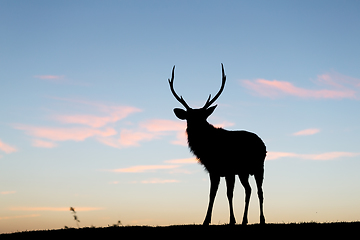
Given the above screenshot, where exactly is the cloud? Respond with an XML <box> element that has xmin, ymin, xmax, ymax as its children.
<box><xmin>108</xmin><ymin>181</ymin><xmax>119</xmax><ymax>184</ymax></box>
<box><xmin>14</xmin><ymin>98</ymin><xmax>148</xmax><ymax>149</ymax></box>
<box><xmin>317</xmin><ymin>71</ymin><xmax>360</xmax><ymax>88</ymax></box>
<box><xmin>1</xmin><ymin>191</ymin><xmax>16</xmax><ymax>195</ymax></box>
<box><xmin>119</xmin><ymin>129</ymin><xmax>161</xmax><ymax>147</ymax></box>
<box><xmin>293</xmin><ymin>128</ymin><xmax>320</xmax><ymax>136</ymax></box>
<box><xmin>110</xmin><ymin>165</ymin><xmax>180</xmax><ymax>173</ymax></box>
<box><xmin>242</xmin><ymin>71</ymin><xmax>360</xmax><ymax>99</ymax></box>
<box><xmin>34</xmin><ymin>75</ymin><xmax>63</xmax><ymax>80</ymax></box>
<box><xmin>0</xmin><ymin>214</ymin><xmax>40</xmax><ymax>221</ymax></box>
<box><xmin>98</xmin><ymin>119</ymin><xmax>187</xmax><ymax>148</ymax></box>
<box><xmin>110</xmin><ymin>158</ymin><xmax>199</xmax><ymax>175</ymax></box>
<box><xmin>213</xmin><ymin>121</ymin><xmax>235</xmax><ymax>128</ymax></box>
<box><xmin>32</xmin><ymin>139</ymin><xmax>57</xmax><ymax>148</ymax></box>
<box><xmin>140</xmin><ymin>119</ymin><xmax>187</xmax><ymax>145</ymax></box>
<box><xmin>164</xmin><ymin>158</ymin><xmax>198</xmax><ymax>164</ymax></box>
<box><xmin>98</xmin><ymin>130</ymin><xmax>161</xmax><ymax>148</ymax></box>
<box><xmin>51</xmin><ymin>98</ymin><xmax>142</xmax><ymax>116</ymax></box>
<box><xmin>10</xmin><ymin>207</ymin><xmax>103</xmax><ymax>212</ymax></box>
<box><xmin>15</xmin><ymin>125</ymin><xmax>117</xmax><ymax>142</ymax></box>
<box><xmin>267</xmin><ymin>151</ymin><xmax>360</xmax><ymax>161</ymax></box>
<box><xmin>170</xmin><ymin>131</ymin><xmax>188</xmax><ymax>146</ymax></box>
<box><xmin>140</xmin><ymin>119</ymin><xmax>185</xmax><ymax>132</ymax></box>
<box><xmin>302</xmin><ymin>152</ymin><xmax>360</xmax><ymax>160</ymax></box>
<box><xmin>140</xmin><ymin>119</ymin><xmax>187</xmax><ymax>146</ymax></box>
<box><xmin>53</xmin><ymin>106</ymin><xmax>141</xmax><ymax>128</ymax></box>
<box><xmin>140</xmin><ymin>178</ymin><xmax>180</xmax><ymax>184</ymax></box>
<box><xmin>0</xmin><ymin>139</ymin><xmax>17</xmax><ymax>154</ymax></box>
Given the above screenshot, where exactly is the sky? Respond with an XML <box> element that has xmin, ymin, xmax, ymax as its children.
<box><xmin>1</xmin><ymin>0</ymin><xmax>360</xmax><ymax>233</ymax></box>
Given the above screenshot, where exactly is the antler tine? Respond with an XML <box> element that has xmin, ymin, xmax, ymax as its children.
<box><xmin>168</xmin><ymin>65</ymin><xmax>191</xmax><ymax>110</ymax></box>
<box><xmin>202</xmin><ymin>63</ymin><xmax>226</xmax><ymax>109</ymax></box>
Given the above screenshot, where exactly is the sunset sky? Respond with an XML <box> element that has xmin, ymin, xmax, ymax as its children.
<box><xmin>1</xmin><ymin>0</ymin><xmax>360</xmax><ymax>233</ymax></box>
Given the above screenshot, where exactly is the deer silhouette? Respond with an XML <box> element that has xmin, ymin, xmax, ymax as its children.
<box><xmin>168</xmin><ymin>64</ymin><xmax>266</xmax><ymax>225</ymax></box>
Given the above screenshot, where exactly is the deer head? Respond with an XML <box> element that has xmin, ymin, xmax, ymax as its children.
<box><xmin>168</xmin><ymin>64</ymin><xmax>226</xmax><ymax>126</ymax></box>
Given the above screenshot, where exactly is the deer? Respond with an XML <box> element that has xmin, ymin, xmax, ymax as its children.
<box><xmin>168</xmin><ymin>64</ymin><xmax>266</xmax><ymax>226</ymax></box>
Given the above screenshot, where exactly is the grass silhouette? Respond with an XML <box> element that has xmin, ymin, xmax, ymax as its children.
<box><xmin>1</xmin><ymin>221</ymin><xmax>359</xmax><ymax>239</ymax></box>
<box><xmin>69</xmin><ymin>207</ymin><xmax>80</xmax><ymax>228</ymax></box>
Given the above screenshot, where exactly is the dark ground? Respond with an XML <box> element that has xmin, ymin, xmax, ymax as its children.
<box><xmin>1</xmin><ymin>222</ymin><xmax>359</xmax><ymax>239</ymax></box>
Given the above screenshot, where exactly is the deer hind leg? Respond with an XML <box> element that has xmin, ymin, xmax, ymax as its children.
<box><xmin>239</xmin><ymin>174</ymin><xmax>251</xmax><ymax>225</ymax></box>
<box><xmin>203</xmin><ymin>173</ymin><xmax>220</xmax><ymax>226</ymax></box>
<box><xmin>255</xmin><ymin>170</ymin><xmax>265</xmax><ymax>225</ymax></box>
<box><xmin>225</xmin><ymin>175</ymin><xmax>236</xmax><ymax>225</ymax></box>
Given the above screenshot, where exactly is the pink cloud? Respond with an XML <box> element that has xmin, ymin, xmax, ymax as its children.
<box><xmin>243</xmin><ymin>79</ymin><xmax>356</xmax><ymax>99</ymax></box>
<box><xmin>1</xmin><ymin>191</ymin><xmax>16</xmax><ymax>195</ymax></box>
<box><xmin>267</xmin><ymin>151</ymin><xmax>360</xmax><ymax>161</ymax></box>
<box><xmin>242</xmin><ymin>71</ymin><xmax>360</xmax><ymax>99</ymax></box>
<box><xmin>14</xmin><ymin>98</ymin><xmax>145</xmax><ymax>148</ymax></box>
<box><xmin>32</xmin><ymin>139</ymin><xmax>57</xmax><ymax>148</ymax></box>
<box><xmin>164</xmin><ymin>158</ymin><xmax>198</xmax><ymax>164</ymax></box>
<box><xmin>51</xmin><ymin>98</ymin><xmax>142</xmax><ymax>115</ymax></box>
<box><xmin>293</xmin><ymin>128</ymin><xmax>320</xmax><ymax>136</ymax></box>
<box><xmin>171</xmin><ymin>131</ymin><xmax>187</xmax><ymax>146</ymax></box>
<box><xmin>34</xmin><ymin>75</ymin><xmax>63</xmax><ymax>80</ymax></box>
<box><xmin>10</xmin><ymin>207</ymin><xmax>103</xmax><ymax>211</ymax></box>
<box><xmin>111</xmin><ymin>165</ymin><xmax>180</xmax><ymax>173</ymax></box>
<box><xmin>0</xmin><ymin>214</ymin><xmax>40</xmax><ymax>220</ymax></box>
<box><xmin>15</xmin><ymin>125</ymin><xmax>117</xmax><ymax>142</ymax></box>
<box><xmin>140</xmin><ymin>178</ymin><xmax>180</xmax><ymax>184</ymax></box>
<box><xmin>140</xmin><ymin>119</ymin><xmax>185</xmax><ymax>132</ymax></box>
<box><xmin>302</xmin><ymin>152</ymin><xmax>360</xmax><ymax>160</ymax></box>
<box><xmin>213</xmin><ymin>121</ymin><xmax>235</xmax><ymax>128</ymax></box>
<box><xmin>34</xmin><ymin>75</ymin><xmax>70</xmax><ymax>84</ymax></box>
<box><xmin>100</xmin><ymin>120</ymin><xmax>185</xmax><ymax>148</ymax></box>
<box><xmin>140</xmin><ymin>119</ymin><xmax>187</xmax><ymax>146</ymax></box>
<box><xmin>54</xmin><ymin>106</ymin><xmax>141</xmax><ymax>128</ymax></box>
<box><xmin>119</xmin><ymin>129</ymin><xmax>161</xmax><ymax>147</ymax></box>
<box><xmin>317</xmin><ymin>71</ymin><xmax>360</xmax><ymax>88</ymax></box>
<box><xmin>266</xmin><ymin>152</ymin><xmax>298</xmax><ymax>160</ymax></box>
<box><xmin>97</xmin><ymin>128</ymin><xmax>178</xmax><ymax>148</ymax></box>
<box><xmin>108</xmin><ymin>181</ymin><xmax>119</xmax><ymax>184</ymax></box>
<box><xmin>0</xmin><ymin>139</ymin><xmax>17</xmax><ymax>154</ymax></box>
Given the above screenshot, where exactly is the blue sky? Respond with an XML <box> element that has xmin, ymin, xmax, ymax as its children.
<box><xmin>1</xmin><ymin>0</ymin><xmax>360</xmax><ymax>233</ymax></box>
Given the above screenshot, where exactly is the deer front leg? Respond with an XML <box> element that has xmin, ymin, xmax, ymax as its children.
<box><xmin>225</xmin><ymin>175</ymin><xmax>236</xmax><ymax>225</ymax></box>
<box><xmin>203</xmin><ymin>173</ymin><xmax>220</xmax><ymax>226</ymax></box>
<box><xmin>239</xmin><ymin>174</ymin><xmax>251</xmax><ymax>225</ymax></box>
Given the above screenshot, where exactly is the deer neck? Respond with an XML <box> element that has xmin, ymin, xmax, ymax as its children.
<box><xmin>186</xmin><ymin>121</ymin><xmax>215</xmax><ymax>138</ymax></box>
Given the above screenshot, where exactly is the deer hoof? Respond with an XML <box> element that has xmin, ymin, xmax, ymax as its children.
<box><xmin>260</xmin><ymin>216</ymin><xmax>266</xmax><ymax>225</ymax></box>
<box><xmin>229</xmin><ymin>218</ymin><xmax>236</xmax><ymax>225</ymax></box>
<box><xmin>203</xmin><ymin>218</ymin><xmax>211</xmax><ymax>226</ymax></box>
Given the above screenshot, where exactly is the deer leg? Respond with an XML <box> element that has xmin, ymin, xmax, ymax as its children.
<box><xmin>203</xmin><ymin>173</ymin><xmax>220</xmax><ymax>226</ymax></box>
<box><xmin>225</xmin><ymin>175</ymin><xmax>236</xmax><ymax>225</ymax></box>
<box><xmin>255</xmin><ymin>171</ymin><xmax>265</xmax><ymax>225</ymax></box>
<box><xmin>239</xmin><ymin>174</ymin><xmax>251</xmax><ymax>225</ymax></box>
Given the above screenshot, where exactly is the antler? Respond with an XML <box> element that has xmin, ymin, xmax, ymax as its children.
<box><xmin>202</xmin><ymin>63</ymin><xmax>226</xmax><ymax>109</ymax></box>
<box><xmin>168</xmin><ymin>66</ymin><xmax>191</xmax><ymax>110</ymax></box>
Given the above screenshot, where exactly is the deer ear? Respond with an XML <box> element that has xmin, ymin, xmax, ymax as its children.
<box><xmin>174</xmin><ymin>108</ymin><xmax>187</xmax><ymax>120</ymax></box>
<box><xmin>206</xmin><ymin>105</ymin><xmax>217</xmax><ymax>117</ymax></box>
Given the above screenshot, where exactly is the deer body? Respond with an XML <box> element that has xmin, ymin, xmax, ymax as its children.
<box><xmin>169</xmin><ymin>64</ymin><xmax>266</xmax><ymax>225</ymax></box>
<box><xmin>187</xmin><ymin>125</ymin><xmax>266</xmax><ymax>176</ymax></box>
